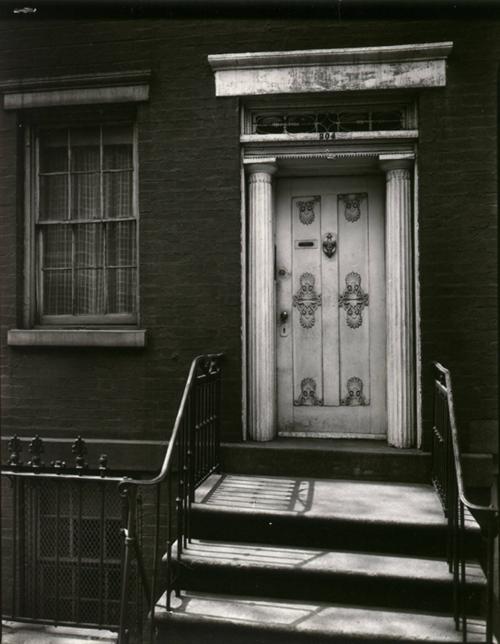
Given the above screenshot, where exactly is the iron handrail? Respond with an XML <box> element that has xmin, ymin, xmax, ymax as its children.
<box><xmin>117</xmin><ymin>353</ymin><xmax>224</xmax><ymax>644</ymax></box>
<box><xmin>433</xmin><ymin>361</ymin><xmax>497</xmax><ymax>515</ymax></box>
<box><xmin>431</xmin><ymin>361</ymin><xmax>498</xmax><ymax>644</ymax></box>
<box><xmin>118</xmin><ymin>353</ymin><xmax>222</xmax><ymax>490</ymax></box>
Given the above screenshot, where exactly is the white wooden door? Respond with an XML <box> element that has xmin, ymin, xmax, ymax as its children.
<box><xmin>276</xmin><ymin>176</ymin><xmax>386</xmax><ymax>437</ymax></box>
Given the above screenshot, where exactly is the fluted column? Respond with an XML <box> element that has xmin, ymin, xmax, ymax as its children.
<box><xmin>246</xmin><ymin>162</ymin><xmax>277</xmax><ymax>441</ymax></box>
<box><xmin>380</xmin><ymin>156</ymin><xmax>415</xmax><ymax>448</ymax></box>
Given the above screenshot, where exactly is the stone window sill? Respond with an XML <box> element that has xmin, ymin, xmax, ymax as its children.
<box><xmin>7</xmin><ymin>329</ymin><xmax>147</xmax><ymax>348</ymax></box>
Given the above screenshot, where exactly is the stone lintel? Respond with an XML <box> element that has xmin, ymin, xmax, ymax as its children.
<box><xmin>2</xmin><ymin>70</ymin><xmax>151</xmax><ymax>110</ymax></box>
<box><xmin>208</xmin><ymin>42</ymin><xmax>453</xmax><ymax>97</ymax></box>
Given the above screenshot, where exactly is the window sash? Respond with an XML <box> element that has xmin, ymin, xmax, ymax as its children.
<box><xmin>32</xmin><ymin>123</ymin><xmax>139</xmax><ymax>324</ymax></box>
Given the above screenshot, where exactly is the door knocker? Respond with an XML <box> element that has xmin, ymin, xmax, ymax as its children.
<box><xmin>322</xmin><ymin>232</ymin><xmax>337</xmax><ymax>258</ymax></box>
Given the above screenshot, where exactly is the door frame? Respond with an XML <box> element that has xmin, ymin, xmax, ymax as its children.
<box><xmin>240</xmin><ymin>139</ymin><xmax>422</xmax><ymax>448</ymax></box>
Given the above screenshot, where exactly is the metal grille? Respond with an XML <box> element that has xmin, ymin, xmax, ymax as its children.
<box><xmin>4</xmin><ymin>473</ymin><xmax>140</xmax><ymax>630</ymax></box>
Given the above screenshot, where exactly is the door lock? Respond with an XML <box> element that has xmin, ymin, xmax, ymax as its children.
<box><xmin>280</xmin><ymin>311</ymin><xmax>289</xmax><ymax>323</ymax></box>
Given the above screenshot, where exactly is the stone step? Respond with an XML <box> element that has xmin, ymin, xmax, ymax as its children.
<box><xmin>221</xmin><ymin>440</ymin><xmax>494</xmax><ymax>486</ymax></box>
<box><xmin>1</xmin><ymin>622</ymin><xmax>117</xmax><ymax>644</ymax></box>
<box><xmin>171</xmin><ymin>539</ymin><xmax>486</xmax><ymax>614</ymax></box>
<box><xmin>222</xmin><ymin>439</ymin><xmax>431</xmax><ymax>483</ymax></box>
<box><xmin>154</xmin><ymin>591</ymin><xmax>489</xmax><ymax>643</ymax></box>
<box><xmin>193</xmin><ymin>474</ymin><xmax>480</xmax><ymax>557</ymax></box>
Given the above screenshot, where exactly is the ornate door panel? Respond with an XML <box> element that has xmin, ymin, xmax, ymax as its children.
<box><xmin>276</xmin><ymin>176</ymin><xmax>386</xmax><ymax>437</ymax></box>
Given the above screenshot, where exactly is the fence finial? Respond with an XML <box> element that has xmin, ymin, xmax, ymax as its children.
<box><xmin>72</xmin><ymin>436</ymin><xmax>88</xmax><ymax>470</ymax></box>
<box><xmin>99</xmin><ymin>453</ymin><xmax>108</xmax><ymax>477</ymax></box>
<box><xmin>28</xmin><ymin>435</ymin><xmax>44</xmax><ymax>469</ymax></box>
<box><xmin>7</xmin><ymin>435</ymin><xmax>23</xmax><ymax>466</ymax></box>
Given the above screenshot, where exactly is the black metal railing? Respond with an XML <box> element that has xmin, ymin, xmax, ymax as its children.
<box><xmin>431</xmin><ymin>362</ymin><xmax>499</xmax><ymax>643</ymax></box>
<box><xmin>117</xmin><ymin>353</ymin><xmax>224</xmax><ymax>644</ymax></box>
<box><xmin>1</xmin><ymin>436</ymin><xmax>141</xmax><ymax>632</ymax></box>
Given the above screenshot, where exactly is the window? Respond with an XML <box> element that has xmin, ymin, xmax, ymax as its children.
<box><xmin>242</xmin><ymin>101</ymin><xmax>416</xmax><ymax>137</ymax></box>
<box><xmin>32</xmin><ymin>123</ymin><xmax>138</xmax><ymax>325</ymax></box>
<box><xmin>252</xmin><ymin>108</ymin><xmax>405</xmax><ymax>134</ymax></box>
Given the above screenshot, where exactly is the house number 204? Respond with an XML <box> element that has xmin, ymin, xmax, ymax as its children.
<box><xmin>319</xmin><ymin>132</ymin><xmax>336</xmax><ymax>140</ymax></box>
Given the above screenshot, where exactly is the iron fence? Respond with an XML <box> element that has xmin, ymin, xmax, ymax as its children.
<box><xmin>2</xmin><ymin>437</ymin><xmax>142</xmax><ymax>634</ymax></box>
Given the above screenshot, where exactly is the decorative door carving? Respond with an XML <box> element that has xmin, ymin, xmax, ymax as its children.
<box><xmin>276</xmin><ymin>177</ymin><xmax>386</xmax><ymax>437</ymax></box>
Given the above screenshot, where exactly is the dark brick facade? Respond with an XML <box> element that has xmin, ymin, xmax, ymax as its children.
<box><xmin>0</xmin><ymin>18</ymin><xmax>497</xmax><ymax>463</ymax></box>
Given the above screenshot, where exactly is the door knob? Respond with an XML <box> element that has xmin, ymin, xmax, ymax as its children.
<box><xmin>280</xmin><ymin>311</ymin><xmax>289</xmax><ymax>323</ymax></box>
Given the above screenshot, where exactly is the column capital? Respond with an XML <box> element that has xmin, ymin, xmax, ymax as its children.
<box><xmin>244</xmin><ymin>158</ymin><xmax>278</xmax><ymax>178</ymax></box>
<box><xmin>379</xmin><ymin>153</ymin><xmax>414</xmax><ymax>174</ymax></box>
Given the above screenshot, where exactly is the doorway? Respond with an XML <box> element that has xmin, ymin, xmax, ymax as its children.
<box><xmin>276</xmin><ymin>176</ymin><xmax>386</xmax><ymax>438</ymax></box>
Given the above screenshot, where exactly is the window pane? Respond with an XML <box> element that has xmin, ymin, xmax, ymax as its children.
<box><xmin>70</xmin><ymin>128</ymin><xmax>100</xmax><ymax>172</ymax></box>
<box><xmin>317</xmin><ymin>112</ymin><xmax>339</xmax><ymax>132</ymax></box>
<box><xmin>71</xmin><ymin>173</ymin><xmax>100</xmax><ymax>220</ymax></box>
<box><xmin>107</xmin><ymin>221</ymin><xmax>135</xmax><ymax>266</ymax></box>
<box><xmin>43</xmin><ymin>270</ymin><xmax>72</xmax><ymax>315</ymax></box>
<box><xmin>43</xmin><ymin>225</ymin><xmax>72</xmax><ymax>268</ymax></box>
<box><xmin>75</xmin><ymin>224</ymin><xmax>103</xmax><ymax>268</ymax></box>
<box><xmin>286</xmin><ymin>113</ymin><xmax>316</xmax><ymax>133</ymax></box>
<box><xmin>40</xmin><ymin>175</ymin><xmax>68</xmax><ymax>221</ymax></box>
<box><xmin>103</xmin><ymin>171</ymin><xmax>133</xmax><ymax>219</ymax></box>
<box><xmin>75</xmin><ymin>268</ymin><xmax>105</xmax><ymax>314</ymax></box>
<box><xmin>372</xmin><ymin>110</ymin><xmax>403</xmax><ymax>130</ymax></box>
<box><xmin>107</xmin><ymin>268</ymin><xmax>135</xmax><ymax>314</ymax></box>
<box><xmin>103</xmin><ymin>126</ymin><xmax>133</xmax><ymax>170</ymax></box>
<box><xmin>254</xmin><ymin>114</ymin><xmax>285</xmax><ymax>134</ymax></box>
<box><xmin>338</xmin><ymin>112</ymin><xmax>370</xmax><ymax>131</ymax></box>
<box><xmin>39</xmin><ymin>129</ymin><xmax>68</xmax><ymax>173</ymax></box>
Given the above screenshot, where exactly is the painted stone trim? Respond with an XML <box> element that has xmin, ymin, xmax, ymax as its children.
<box><xmin>2</xmin><ymin>70</ymin><xmax>151</xmax><ymax>110</ymax></box>
<box><xmin>7</xmin><ymin>329</ymin><xmax>147</xmax><ymax>348</ymax></box>
<box><xmin>208</xmin><ymin>43</ymin><xmax>453</xmax><ymax>96</ymax></box>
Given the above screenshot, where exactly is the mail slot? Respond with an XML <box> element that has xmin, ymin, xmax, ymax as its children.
<box><xmin>295</xmin><ymin>239</ymin><xmax>318</xmax><ymax>249</ymax></box>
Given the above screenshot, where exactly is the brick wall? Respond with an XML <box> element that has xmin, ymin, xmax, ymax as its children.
<box><xmin>0</xmin><ymin>18</ymin><xmax>497</xmax><ymax>461</ymax></box>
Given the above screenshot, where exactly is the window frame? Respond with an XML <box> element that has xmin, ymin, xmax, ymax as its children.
<box><xmin>24</xmin><ymin>119</ymin><xmax>140</xmax><ymax>328</ymax></box>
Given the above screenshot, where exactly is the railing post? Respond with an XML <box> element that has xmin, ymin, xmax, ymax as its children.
<box><xmin>118</xmin><ymin>483</ymin><xmax>136</xmax><ymax>644</ymax></box>
<box><xmin>215</xmin><ymin>361</ymin><xmax>222</xmax><ymax>472</ymax></box>
<box><xmin>485</xmin><ymin>515</ymin><xmax>495</xmax><ymax>644</ymax></box>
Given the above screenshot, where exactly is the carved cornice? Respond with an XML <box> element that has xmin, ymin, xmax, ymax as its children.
<box><xmin>209</xmin><ymin>43</ymin><xmax>453</xmax><ymax>71</ymax></box>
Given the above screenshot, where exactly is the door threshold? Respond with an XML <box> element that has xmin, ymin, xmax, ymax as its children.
<box><xmin>278</xmin><ymin>431</ymin><xmax>387</xmax><ymax>440</ymax></box>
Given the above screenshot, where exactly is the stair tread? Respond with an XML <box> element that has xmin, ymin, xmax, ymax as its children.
<box><xmin>173</xmin><ymin>539</ymin><xmax>486</xmax><ymax>585</ymax></box>
<box><xmin>195</xmin><ymin>474</ymin><xmax>479</xmax><ymax>530</ymax></box>
<box><xmin>155</xmin><ymin>590</ymin><xmax>488</xmax><ymax>641</ymax></box>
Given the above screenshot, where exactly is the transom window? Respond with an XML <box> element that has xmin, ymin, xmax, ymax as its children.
<box><xmin>249</xmin><ymin>105</ymin><xmax>410</xmax><ymax>135</ymax></box>
<box><xmin>34</xmin><ymin>124</ymin><xmax>137</xmax><ymax>324</ymax></box>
